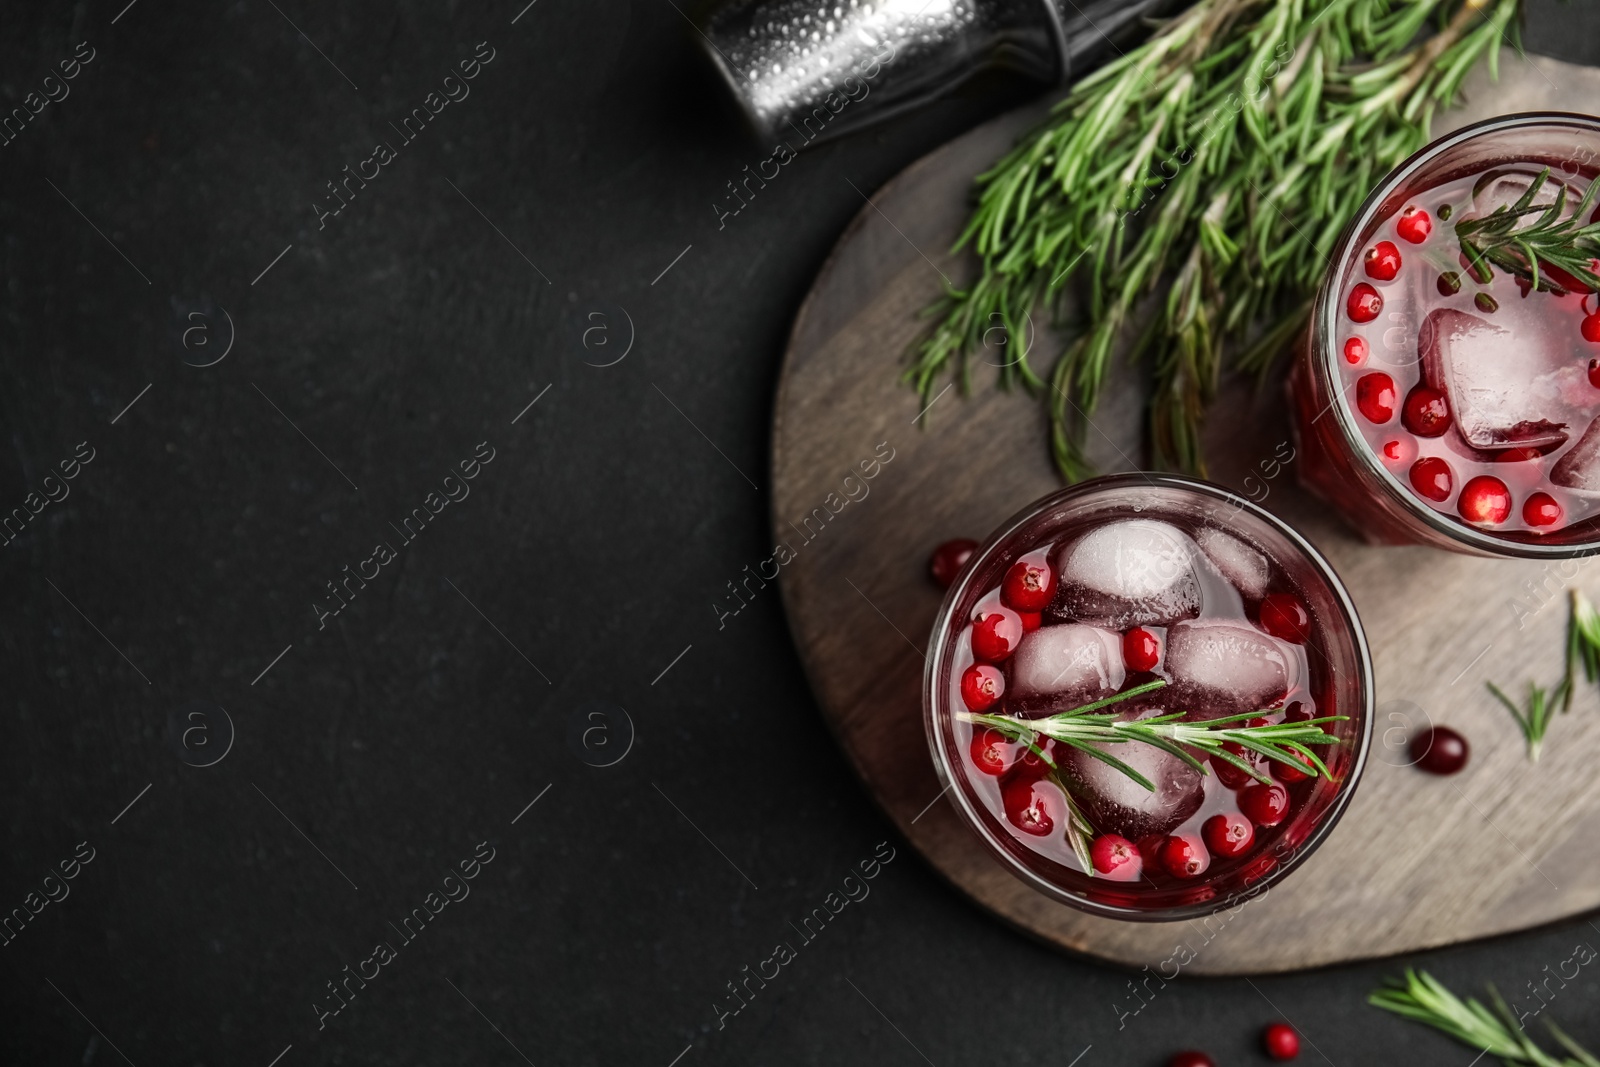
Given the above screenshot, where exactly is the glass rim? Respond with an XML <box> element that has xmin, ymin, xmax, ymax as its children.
<box><xmin>922</xmin><ymin>473</ymin><xmax>1376</xmax><ymax>922</ymax></box>
<box><xmin>1311</xmin><ymin>110</ymin><xmax>1600</xmax><ymax>559</ymax></box>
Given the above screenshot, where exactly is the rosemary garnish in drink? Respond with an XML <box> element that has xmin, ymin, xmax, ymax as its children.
<box><xmin>1454</xmin><ymin>168</ymin><xmax>1600</xmax><ymax>292</ymax></box>
<box><xmin>962</xmin><ymin>679</ymin><xmax>1346</xmax><ymax>792</ymax></box>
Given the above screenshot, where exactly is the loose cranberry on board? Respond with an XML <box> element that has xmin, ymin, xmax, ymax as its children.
<box><xmin>1168</xmin><ymin>1053</ymin><xmax>1216</xmax><ymax>1067</ymax></box>
<box><xmin>1409</xmin><ymin>725</ymin><xmax>1469</xmax><ymax>775</ymax></box>
<box><xmin>928</xmin><ymin>538</ymin><xmax>977</xmax><ymax>588</ymax></box>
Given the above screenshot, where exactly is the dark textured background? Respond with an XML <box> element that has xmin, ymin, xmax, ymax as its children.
<box><xmin>2</xmin><ymin>2</ymin><xmax>1599</xmax><ymax>1065</ymax></box>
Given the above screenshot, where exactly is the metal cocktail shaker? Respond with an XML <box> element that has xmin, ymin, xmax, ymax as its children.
<box><xmin>695</xmin><ymin>0</ymin><xmax>1183</xmax><ymax>145</ymax></box>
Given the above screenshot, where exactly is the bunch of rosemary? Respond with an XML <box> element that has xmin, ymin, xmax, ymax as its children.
<box><xmin>907</xmin><ymin>0</ymin><xmax>1522</xmax><ymax>480</ymax></box>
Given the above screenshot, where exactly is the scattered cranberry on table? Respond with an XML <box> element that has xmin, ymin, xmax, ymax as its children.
<box><xmin>1263</xmin><ymin>1020</ymin><xmax>1301</xmax><ymax>1060</ymax></box>
<box><xmin>1410</xmin><ymin>725</ymin><xmax>1469</xmax><ymax>775</ymax></box>
<box><xmin>928</xmin><ymin>538</ymin><xmax>977</xmax><ymax>588</ymax></box>
<box><xmin>1167</xmin><ymin>1053</ymin><xmax>1215</xmax><ymax>1067</ymax></box>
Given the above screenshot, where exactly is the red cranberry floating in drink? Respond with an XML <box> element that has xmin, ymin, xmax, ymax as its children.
<box><xmin>1409</xmin><ymin>457</ymin><xmax>1453</xmax><ymax>502</ymax></box>
<box><xmin>1239</xmin><ymin>782</ymin><xmax>1290</xmax><ymax>826</ymax></box>
<box><xmin>1002</xmin><ymin>558</ymin><xmax>1057</xmax><ymax>612</ymax></box>
<box><xmin>1293</xmin><ymin>117</ymin><xmax>1600</xmax><ymax>554</ymax></box>
<box><xmin>1401</xmin><ymin>386</ymin><xmax>1451</xmax><ymax>437</ymax></box>
<box><xmin>929</xmin><ymin>538</ymin><xmax>978</xmax><ymax>588</ymax></box>
<box><xmin>929</xmin><ymin>476</ymin><xmax>1370</xmax><ymax>919</ymax></box>
<box><xmin>1159</xmin><ymin>834</ymin><xmax>1210</xmax><ymax>879</ymax></box>
<box><xmin>1202</xmin><ymin>812</ymin><xmax>1254</xmax><ymax>857</ymax></box>
<box><xmin>1002</xmin><ymin>778</ymin><xmax>1057</xmax><ymax>836</ymax></box>
<box><xmin>1347</xmin><ymin>282</ymin><xmax>1383</xmax><ymax>323</ymax></box>
<box><xmin>1259</xmin><ymin>593</ymin><xmax>1312</xmax><ymax>644</ymax></box>
<box><xmin>1524</xmin><ymin>492</ymin><xmax>1563</xmax><ymax>528</ymax></box>
<box><xmin>1090</xmin><ymin>834</ymin><xmax>1142</xmax><ymax>880</ymax></box>
<box><xmin>971</xmin><ymin>606</ymin><xmax>1024</xmax><ymax>662</ymax></box>
<box><xmin>1272</xmin><ymin>753</ymin><xmax>1314</xmax><ymax>783</ymax></box>
<box><xmin>1396</xmin><ymin>206</ymin><xmax>1431</xmax><ymax>243</ymax></box>
<box><xmin>960</xmin><ymin>664</ymin><xmax>1004</xmax><ymax>711</ymax></box>
<box><xmin>969</xmin><ymin>728</ymin><xmax>1009</xmax><ymax>776</ymax></box>
<box><xmin>1410</xmin><ymin>725</ymin><xmax>1469</xmax><ymax>775</ymax></box>
<box><xmin>1263</xmin><ymin>1022</ymin><xmax>1301</xmax><ymax>1061</ymax></box>
<box><xmin>1364</xmin><ymin>240</ymin><xmax>1402</xmax><ymax>281</ymax></box>
<box><xmin>1457</xmin><ymin>475</ymin><xmax>1511</xmax><ymax>526</ymax></box>
<box><xmin>1019</xmin><ymin>610</ymin><xmax>1042</xmax><ymax>632</ymax></box>
<box><xmin>1355</xmin><ymin>372</ymin><xmax>1397</xmax><ymax>423</ymax></box>
<box><xmin>1123</xmin><ymin>626</ymin><xmax>1161</xmax><ymax>672</ymax></box>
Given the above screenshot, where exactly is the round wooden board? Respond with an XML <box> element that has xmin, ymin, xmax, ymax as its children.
<box><xmin>771</xmin><ymin>55</ymin><xmax>1600</xmax><ymax>975</ymax></box>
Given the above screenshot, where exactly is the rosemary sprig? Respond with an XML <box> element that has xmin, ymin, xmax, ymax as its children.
<box><xmin>1489</xmin><ymin>588</ymin><xmax>1600</xmax><ymax>755</ymax></box>
<box><xmin>963</xmin><ymin>679</ymin><xmax>1346</xmax><ymax>790</ymax></box>
<box><xmin>1487</xmin><ymin>679</ymin><xmax>1566</xmax><ymax>762</ymax></box>
<box><xmin>1455</xmin><ymin>168</ymin><xmax>1600</xmax><ymax>292</ymax></box>
<box><xmin>1048</xmin><ymin>770</ymin><xmax>1098</xmax><ymax>872</ymax></box>
<box><xmin>907</xmin><ymin>0</ymin><xmax>1521</xmax><ymax>481</ymax></box>
<box><xmin>1370</xmin><ymin>969</ymin><xmax>1600</xmax><ymax>1067</ymax></box>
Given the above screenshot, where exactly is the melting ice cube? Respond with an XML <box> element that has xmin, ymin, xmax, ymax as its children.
<box><xmin>1050</xmin><ymin>519</ymin><xmax>1202</xmax><ymax>628</ymax></box>
<box><xmin>1471</xmin><ymin>168</ymin><xmax>1581</xmax><ymax>223</ymax></box>
<box><xmin>1007</xmin><ymin>624</ymin><xmax>1125</xmax><ymax>709</ymax></box>
<box><xmin>1163</xmin><ymin>620</ymin><xmax>1295</xmax><ymax>718</ymax></box>
<box><xmin>1419</xmin><ymin>308</ymin><xmax>1569</xmax><ymax>450</ymax></box>
<box><xmin>1059</xmin><ymin>713</ymin><xmax>1205</xmax><ymax>841</ymax></box>
<box><xmin>1195</xmin><ymin>528</ymin><xmax>1270</xmax><ymax>600</ymax></box>
<box><xmin>1552</xmin><ymin>417</ymin><xmax>1600</xmax><ymax>494</ymax></box>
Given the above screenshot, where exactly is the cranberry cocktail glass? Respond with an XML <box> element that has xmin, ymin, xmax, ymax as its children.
<box><xmin>924</xmin><ymin>475</ymin><xmax>1373</xmax><ymax>921</ymax></box>
<box><xmin>1293</xmin><ymin>113</ymin><xmax>1600</xmax><ymax>555</ymax></box>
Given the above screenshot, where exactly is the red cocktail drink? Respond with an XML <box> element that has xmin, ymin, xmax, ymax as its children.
<box><xmin>1293</xmin><ymin>113</ymin><xmax>1600</xmax><ymax>555</ymax></box>
<box><xmin>925</xmin><ymin>476</ymin><xmax>1372</xmax><ymax>920</ymax></box>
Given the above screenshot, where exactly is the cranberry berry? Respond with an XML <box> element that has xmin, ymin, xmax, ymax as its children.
<box><xmin>1019</xmin><ymin>610</ymin><xmax>1042</xmax><ymax>632</ymax></box>
<box><xmin>1239</xmin><ymin>782</ymin><xmax>1290</xmax><ymax>827</ymax></box>
<box><xmin>1272</xmin><ymin>753</ymin><xmax>1314</xmax><ymax>784</ymax></box>
<box><xmin>1263</xmin><ymin>1021</ymin><xmax>1301</xmax><ymax>1061</ymax></box>
<box><xmin>1364</xmin><ymin>240</ymin><xmax>1402</xmax><ymax>281</ymax></box>
<box><xmin>1347</xmin><ymin>282</ymin><xmax>1384</xmax><ymax>323</ymax></box>
<box><xmin>1002</xmin><ymin>558</ymin><xmax>1057</xmax><ymax>612</ymax></box>
<box><xmin>1396</xmin><ymin>206</ymin><xmax>1432</xmax><ymax>244</ymax></box>
<box><xmin>1584</xmin><ymin>314</ymin><xmax>1600</xmax><ymax>344</ymax></box>
<box><xmin>971</xmin><ymin>607</ymin><xmax>1024</xmax><ymax>662</ymax></box>
<box><xmin>969</xmin><ymin>728</ymin><xmax>1010</xmax><ymax>776</ymax></box>
<box><xmin>1123</xmin><ymin>626</ymin><xmax>1162</xmax><ymax>672</ymax></box>
<box><xmin>1409</xmin><ymin>725</ymin><xmax>1469</xmax><ymax>775</ymax></box>
<box><xmin>1202</xmin><ymin>812</ymin><xmax>1254</xmax><ymax>858</ymax></box>
<box><xmin>1355</xmin><ymin>372</ymin><xmax>1397</xmax><ymax>423</ymax></box>
<box><xmin>1090</xmin><ymin>834</ymin><xmax>1143</xmax><ymax>881</ymax></box>
<box><xmin>1168</xmin><ymin>1054</ymin><xmax>1216</xmax><ymax>1067</ymax></box>
<box><xmin>1001</xmin><ymin>778</ymin><xmax>1056</xmax><ymax>837</ymax></box>
<box><xmin>1524</xmin><ymin>492</ymin><xmax>1563</xmax><ymax>528</ymax></box>
<box><xmin>1458</xmin><ymin>475</ymin><xmax>1512</xmax><ymax>526</ymax></box>
<box><xmin>1259</xmin><ymin>593</ymin><xmax>1312</xmax><ymax>644</ymax></box>
<box><xmin>1159</xmin><ymin>834</ymin><xmax>1210</xmax><ymax>879</ymax></box>
<box><xmin>1401</xmin><ymin>386</ymin><xmax>1451</xmax><ymax>437</ymax></box>
<box><xmin>929</xmin><ymin>538</ymin><xmax>977</xmax><ymax>588</ymax></box>
<box><xmin>1212</xmin><ymin>743</ymin><xmax>1259</xmax><ymax>790</ymax></box>
<box><xmin>960</xmin><ymin>664</ymin><xmax>1004</xmax><ymax>711</ymax></box>
<box><xmin>1343</xmin><ymin>336</ymin><xmax>1368</xmax><ymax>365</ymax></box>
<box><xmin>1015</xmin><ymin>738</ymin><xmax>1055</xmax><ymax>780</ymax></box>
<box><xmin>1409</xmin><ymin>457</ymin><xmax>1453</xmax><ymax>503</ymax></box>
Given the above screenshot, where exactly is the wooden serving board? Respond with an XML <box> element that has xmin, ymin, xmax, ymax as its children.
<box><xmin>771</xmin><ymin>55</ymin><xmax>1600</xmax><ymax>974</ymax></box>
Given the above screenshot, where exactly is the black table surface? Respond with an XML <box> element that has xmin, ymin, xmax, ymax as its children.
<box><xmin>3</xmin><ymin>2</ymin><xmax>1598</xmax><ymax>1064</ymax></box>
